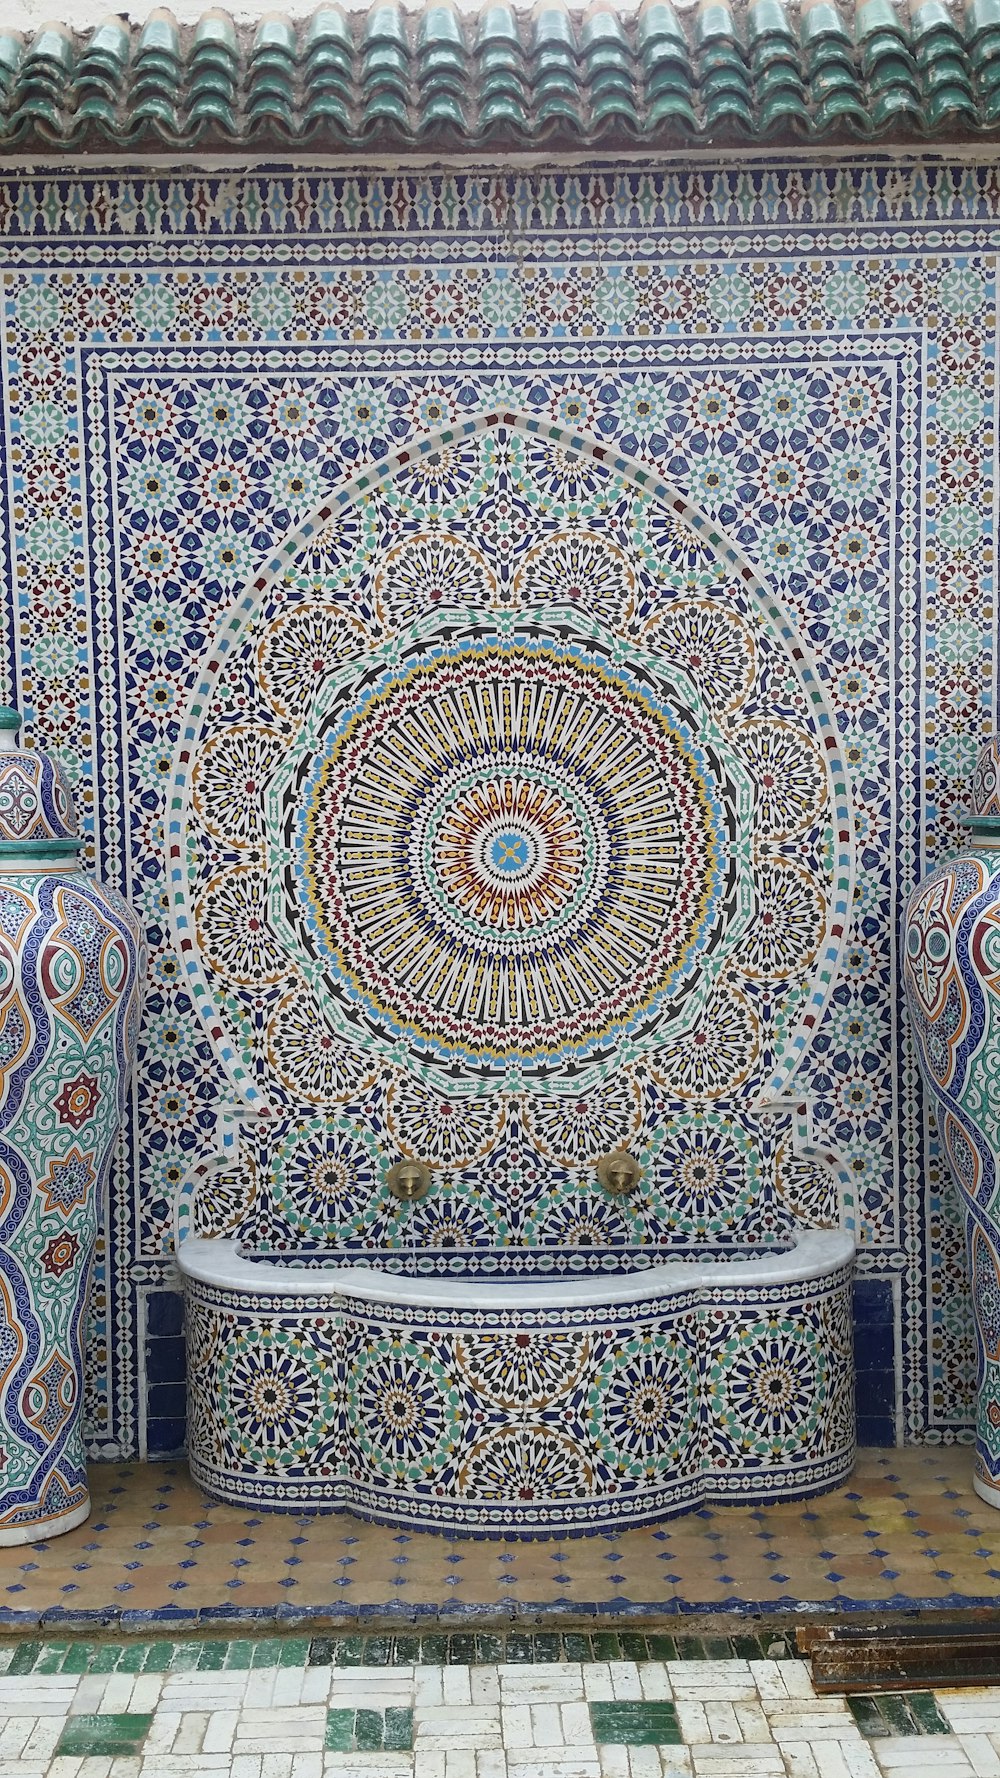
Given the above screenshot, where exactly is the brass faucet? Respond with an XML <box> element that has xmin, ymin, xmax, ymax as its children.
<box><xmin>596</xmin><ymin>1149</ymin><xmax>642</xmax><ymax>1196</ymax></box>
<box><xmin>386</xmin><ymin>1159</ymin><xmax>432</xmax><ymax>1202</ymax></box>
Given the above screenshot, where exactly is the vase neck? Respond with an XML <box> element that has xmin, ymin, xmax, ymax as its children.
<box><xmin>0</xmin><ymin>840</ymin><xmax>83</xmax><ymax>872</ymax></box>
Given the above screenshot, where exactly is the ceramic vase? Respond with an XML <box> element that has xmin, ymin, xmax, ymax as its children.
<box><xmin>904</xmin><ymin>735</ymin><xmax>1000</xmax><ymax>1508</ymax></box>
<box><xmin>0</xmin><ymin>707</ymin><xmax>144</xmax><ymax>1543</ymax></box>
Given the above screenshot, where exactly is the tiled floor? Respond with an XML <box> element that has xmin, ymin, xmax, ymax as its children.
<box><xmin>0</xmin><ymin>1448</ymin><xmax>995</xmax><ymax>1630</ymax></box>
<box><xmin>0</xmin><ymin>1634</ymin><xmax>997</xmax><ymax>1777</ymax></box>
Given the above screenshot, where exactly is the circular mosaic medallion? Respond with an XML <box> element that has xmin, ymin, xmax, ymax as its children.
<box><xmin>650</xmin><ymin>1113</ymin><xmax>763</xmax><ymax>1238</ymax></box>
<box><xmin>216</xmin><ymin>1325</ymin><xmax>337</xmax><ymax>1469</ymax></box>
<box><xmin>454</xmin><ymin>1332</ymin><xmax>591</xmax><ymax>1412</ymax></box>
<box><xmin>589</xmin><ymin>1330</ymin><xmax>699</xmax><ymax>1480</ymax></box>
<box><xmin>348</xmin><ymin>1333</ymin><xmax>462</xmax><ymax>1484</ymax></box>
<box><xmin>712</xmin><ymin>1316</ymin><xmax>825</xmax><ymax>1457</ymax></box>
<box><xmin>385</xmin><ymin>1078</ymin><xmax>507</xmax><ymax>1169</ymax></box>
<box><xmin>286</xmin><ymin>628</ymin><xmax>735</xmax><ymax>1086</ymax></box>
<box><xmin>458</xmin><ymin>1425</ymin><xmax>594</xmax><ymax>1500</ymax></box>
<box><xmin>267</xmin><ymin>1116</ymin><xmax>386</xmax><ymax>1244</ymax></box>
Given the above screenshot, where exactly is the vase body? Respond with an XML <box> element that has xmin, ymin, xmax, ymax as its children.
<box><xmin>0</xmin><ymin>712</ymin><xmax>144</xmax><ymax>1543</ymax></box>
<box><xmin>903</xmin><ymin>736</ymin><xmax>1000</xmax><ymax>1508</ymax></box>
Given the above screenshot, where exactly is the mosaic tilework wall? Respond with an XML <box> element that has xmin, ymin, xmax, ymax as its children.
<box><xmin>0</xmin><ymin>160</ymin><xmax>996</xmax><ymax>1458</ymax></box>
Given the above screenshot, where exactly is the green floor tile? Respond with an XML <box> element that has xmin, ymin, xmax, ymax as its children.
<box><xmin>249</xmin><ymin>1637</ymin><xmax>287</xmax><ymax>1667</ymax></box>
<box><xmin>533</xmin><ymin>1633</ymin><xmax>563</xmax><ymax>1662</ymax></box>
<box><xmin>674</xmin><ymin>1635</ymin><xmax>711</xmax><ymax>1660</ymax></box>
<box><xmin>117</xmin><ymin>1643</ymin><xmax>150</xmax><ymax>1673</ymax></box>
<box><xmin>391</xmin><ymin>1635</ymin><xmax>421</xmax><ymax>1665</ymax></box>
<box><xmin>590</xmin><ymin>1701</ymin><xmax>683</xmax><ymax>1746</ymax></box>
<box><xmin>449</xmin><ymin>1634</ymin><xmax>477</xmax><ymax>1665</ymax></box>
<box><xmin>847</xmin><ymin>1695</ymin><xmax>891</xmax><ymax>1737</ymax></box>
<box><xmin>505</xmin><ymin>1632</ymin><xmax>535</xmax><ymax>1663</ymax></box>
<box><xmin>384</xmin><ymin>1708</ymin><xmax>414</xmax><ymax>1751</ymax></box>
<box><xmin>196</xmin><ymin>1640</ymin><xmax>228</xmax><ymax>1669</ymax></box>
<box><xmin>225</xmin><ymin>1640</ymin><xmax>256</xmax><ymax>1668</ymax></box>
<box><xmin>61</xmin><ymin>1643</ymin><xmax>94</xmax><ymax>1674</ymax></box>
<box><xmin>168</xmin><ymin>1642</ymin><xmax>204</xmax><ymax>1672</ymax></box>
<box><xmin>620</xmin><ymin>1633</ymin><xmax>651</xmax><ymax>1662</ymax></box>
<box><xmin>905</xmin><ymin>1691</ymin><xmax>952</xmax><ymax>1733</ymax></box>
<box><xmin>141</xmin><ymin>1641</ymin><xmax>176</xmax><ymax>1672</ymax></box>
<box><xmin>354</xmin><ymin>1708</ymin><xmax>384</xmax><ymax>1751</ymax></box>
<box><xmin>278</xmin><ymin>1637</ymin><xmax>311</xmax><ymax>1667</ymax></box>
<box><xmin>563</xmin><ymin>1633</ymin><xmax>594</xmax><ymax>1662</ymax></box>
<box><xmin>56</xmin><ymin>1713</ymin><xmax>153</xmax><ymax>1757</ymax></box>
<box><xmin>35</xmin><ymin>1642</ymin><xmax>71</xmax><ymax>1673</ymax></box>
<box><xmin>324</xmin><ymin>1706</ymin><xmax>409</xmax><ymax>1753</ymax></box>
<box><xmin>325</xmin><ymin>1708</ymin><xmax>357</xmax><ymax>1753</ymax></box>
<box><xmin>332</xmin><ymin>1635</ymin><xmax>369</xmax><ymax>1667</ymax></box>
<box><xmin>474</xmin><ymin>1634</ymin><xmax>505</xmax><ymax>1663</ymax></box>
<box><xmin>361</xmin><ymin>1635</ymin><xmax>391</xmax><ymax>1666</ymax></box>
<box><xmin>646</xmin><ymin>1635</ymin><xmax>679</xmax><ymax>1660</ymax></box>
<box><xmin>91</xmin><ymin>1642</ymin><xmax>124</xmax><ymax>1673</ymax></box>
<box><xmin>592</xmin><ymin>1632</ymin><xmax>624</xmax><ymax>1661</ymax></box>
<box><xmin>876</xmin><ymin>1694</ymin><xmax>925</xmax><ymax>1736</ymax></box>
<box><xmin>8</xmin><ymin>1642</ymin><xmax>40</xmax><ymax>1675</ymax></box>
<box><xmin>417</xmin><ymin>1635</ymin><xmax>448</xmax><ymax>1665</ymax></box>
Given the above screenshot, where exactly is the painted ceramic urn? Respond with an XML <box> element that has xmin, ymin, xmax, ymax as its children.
<box><xmin>0</xmin><ymin>708</ymin><xmax>144</xmax><ymax>1543</ymax></box>
<box><xmin>904</xmin><ymin>735</ymin><xmax>1000</xmax><ymax>1508</ymax></box>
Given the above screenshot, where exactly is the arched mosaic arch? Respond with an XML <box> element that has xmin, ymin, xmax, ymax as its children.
<box><xmin>168</xmin><ymin>411</ymin><xmax>853</xmax><ymax>1232</ymax></box>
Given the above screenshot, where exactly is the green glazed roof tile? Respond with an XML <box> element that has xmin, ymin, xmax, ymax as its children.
<box><xmin>581</xmin><ymin>10</ymin><xmax>630</xmax><ymax>50</ymax></box>
<box><xmin>870</xmin><ymin>82</ymin><xmax>923</xmax><ymax>119</ymax></box>
<box><xmin>814</xmin><ymin>86</ymin><xmax>871</xmax><ymax>123</ymax></box>
<box><xmin>476</xmin><ymin>5</ymin><xmax>519</xmax><ymax>46</ymax></box>
<box><xmin>855</xmin><ymin>0</ymin><xmax>907</xmax><ymax>40</ymax></box>
<box><xmin>532</xmin><ymin>9</ymin><xmax>578</xmax><ymax>51</ymax></box>
<box><xmin>647</xmin><ymin>89</ymin><xmax>698</xmax><ymax>125</ymax></box>
<box><xmin>970</xmin><ymin>27</ymin><xmax>1000</xmax><ymax>66</ymax></box>
<box><xmin>747</xmin><ymin>0</ymin><xmax>797</xmax><ymax>46</ymax></box>
<box><xmin>363</xmin><ymin>5</ymin><xmax>408</xmax><ymax>48</ymax></box>
<box><xmin>21</xmin><ymin>25</ymin><xmax>76</xmax><ymax>76</ymax></box>
<box><xmin>801</xmin><ymin>2</ymin><xmax>852</xmax><ymax>48</ymax></box>
<box><xmin>693</xmin><ymin>3</ymin><xmax>741</xmax><ymax>48</ymax></box>
<box><xmin>1</xmin><ymin>0</ymin><xmax>998</xmax><ymax>153</ymax></box>
<box><xmin>192</xmin><ymin>11</ymin><xmax>239</xmax><ymax>54</ymax></box>
<box><xmin>418</xmin><ymin>6</ymin><xmax>466</xmax><ymax>51</ymax></box>
<box><xmin>925</xmin><ymin>80</ymin><xmax>979</xmax><ymax>116</ymax></box>
<box><xmin>968</xmin><ymin>0</ymin><xmax>1000</xmax><ymax>38</ymax></box>
<box><xmin>137</xmin><ymin>13</ymin><xmax>182</xmax><ymax>59</ymax></box>
<box><xmin>638</xmin><ymin>1</ymin><xmax>688</xmax><ymax>51</ymax></box>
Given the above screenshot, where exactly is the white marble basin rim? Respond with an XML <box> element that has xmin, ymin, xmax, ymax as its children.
<box><xmin>176</xmin><ymin>1228</ymin><xmax>855</xmax><ymax>1311</ymax></box>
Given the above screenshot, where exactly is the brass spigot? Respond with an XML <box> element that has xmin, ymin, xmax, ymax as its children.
<box><xmin>596</xmin><ymin>1149</ymin><xmax>642</xmax><ymax>1196</ymax></box>
<box><xmin>386</xmin><ymin>1159</ymin><xmax>432</xmax><ymax>1202</ymax></box>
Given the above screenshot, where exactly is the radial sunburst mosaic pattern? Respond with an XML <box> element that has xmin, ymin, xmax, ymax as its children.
<box><xmin>175</xmin><ymin>419</ymin><xmax>844</xmax><ymax>1253</ymax></box>
<box><xmin>289</xmin><ymin>622</ymin><xmax>740</xmax><ymax>1086</ymax></box>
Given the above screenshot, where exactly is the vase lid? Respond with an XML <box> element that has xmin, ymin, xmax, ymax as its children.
<box><xmin>0</xmin><ymin>706</ymin><xmax>81</xmax><ymax>855</ymax></box>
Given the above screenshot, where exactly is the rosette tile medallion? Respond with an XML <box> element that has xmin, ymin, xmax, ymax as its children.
<box><xmin>0</xmin><ymin>709</ymin><xmax>144</xmax><ymax>1544</ymax></box>
<box><xmin>174</xmin><ymin>415</ymin><xmax>857</xmax><ymax>1531</ymax></box>
<box><xmin>905</xmin><ymin>736</ymin><xmax>1000</xmax><ymax>1511</ymax></box>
